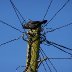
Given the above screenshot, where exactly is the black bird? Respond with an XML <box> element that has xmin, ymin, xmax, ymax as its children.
<box><xmin>22</xmin><ymin>20</ymin><xmax>47</xmax><ymax>29</ymax></box>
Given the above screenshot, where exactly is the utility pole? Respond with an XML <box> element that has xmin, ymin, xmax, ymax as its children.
<box><xmin>23</xmin><ymin>20</ymin><xmax>47</xmax><ymax>72</ymax></box>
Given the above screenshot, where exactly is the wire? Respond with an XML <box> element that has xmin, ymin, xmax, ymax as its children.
<box><xmin>38</xmin><ymin>50</ymin><xmax>48</xmax><ymax>72</ymax></box>
<box><xmin>40</xmin><ymin>48</ymin><xmax>52</xmax><ymax>72</ymax></box>
<box><xmin>10</xmin><ymin>0</ymin><xmax>29</xmax><ymax>40</ymax></box>
<box><xmin>43</xmin><ymin>0</ymin><xmax>53</xmax><ymax>20</ymax></box>
<box><xmin>49</xmin><ymin>41</ymin><xmax>72</xmax><ymax>51</ymax></box>
<box><xmin>46</xmin><ymin>22</ymin><xmax>72</xmax><ymax>33</ymax></box>
<box><xmin>42</xmin><ymin>61</ymin><xmax>47</xmax><ymax>72</ymax></box>
<box><xmin>47</xmin><ymin>57</ymin><xmax>72</xmax><ymax>60</ymax></box>
<box><xmin>40</xmin><ymin>48</ymin><xmax>57</xmax><ymax>72</ymax></box>
<box><xmin>44</xmin><ymin>0</ymin><xmax>70</xmax><ymax>27</ymax></box>
<box><xmin>10</xmin><ymin>0</ymin><xmax>26</xmax><ymax>25</ymax></box>
<box><xmin>0</xmin><ymin>36</ymin><xmax>21</xmax><ymax>47</ymax></box>
<box><xmin>16</xmin><ymin>65</ymin><xmax>26</xmax><ymax>71</ymax></box>
<box><xmin>10</xmin><ymin>0</ymin><xmax>22</xmax><ymax>24</ymax></box>
<box><xmin>43</xmin><ymin>41</ymin><xmax>72</xmax><ymax>55</ymax></box>
<box><xmin>10</xmin><ymin>0</ymin><xmax>25</xmax><ymax>20</ymax></box>
<box><xmin>53</xmin><ymin>44</ymin><xmax>72</xmax><ymax>56</ymax></box>
<box><xmin>45</xmin><ymin>40</ymin><xmax>72</xmax><ymax>56</ymax></box>
<box><xmin>0</xmin><ymin>20</ymin><xmax>23</xmax><ymax>33</ymax></box>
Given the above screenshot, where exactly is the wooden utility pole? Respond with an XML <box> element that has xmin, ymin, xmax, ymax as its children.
<box><xmin>26</xmin><ymin>28</ymin><xmax>40</xmax><ymax>72</ymax></box>
<box><xmin>23</xmin><ymin>20</ymin><xmax>47</xmax><ymax>72</ymax></box>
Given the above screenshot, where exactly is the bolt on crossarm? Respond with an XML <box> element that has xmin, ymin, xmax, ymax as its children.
<box><xmin>23</xmin><ymin>20</ymin><xmax>47</xmax><ymax>72</ymax></box>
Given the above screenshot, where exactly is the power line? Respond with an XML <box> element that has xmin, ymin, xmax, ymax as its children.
<box><xmin>38</xmin><ymin>54</ymin><xmax>48</xmax><ymax>72</ymax></box>
<box><xmin>53</xmin><ymin>44</ymin><xmax>72</xmax><ymax>56</ymax></box>
<box><xmin>0</xmin><ymin>20</ymin><xmax>23</xmax><ymax>33</ymax></box>
<box><xmin>48</xmin><ymin>41</ymin><xmax>72</xmax><ymax>51</ymax></box>
<box><xmin>10</xmin><ymin>0</ymin><xmax>22</xmax><ymax>24</ymax></box>
<box><xmin>42</xmin><ymin>61</ymin><xmax>48</xmax><ymax>72</ymax></box>
<box><xmin>40</xmin><ymin>48</ymin><xmax>52</xmax><ymax>72</ymax></box>
<box><xmin>0</xmin><ymin>36</ymin><xmax>21</xmax><ymax>47</ymax></box>
<box><xmin>40</xmin><ymin>48</ymin><xmax>57</xmax><ymax>72</ymax></box>
<box><xmin>46</xmin><ymin>22</ymin><xmax>72</xmax><ymax>33</ymax></box>
<box><xmin>10</xmin><ymin>0</ymin><xmax>29</xmax><ymax>40</ymax></box>
<box><xmin>38</xmin><ymin>57</ymin><xmax>72</xmax><ymax>60</ymax></box>
<box><xmin>45</xmin><ymin>40</ymin><xmax>72</xmax><ymax>56</ymax></box>
<box><xmin>10</xmin><ymin>0</ymin><xmax>26</xmax><ymax>25</ymax></box>
<box><xmin>16</xmin><ymin>65</ymin><xmax>26</xmax><ymax>71</ymax></box>
<box><xmin>47</xmin><ymin>57</ymin><xmax>72</xmax><ymax>60</ymax></box>
<box><xmin>43</xmin><ymin>0</ymin><xmax>53</xmax><ymax>20</ymax></box>
<box><xmin>44</xmin><ymin>0</ymin><xmax>70</xmax><ymax>27</ymax></box>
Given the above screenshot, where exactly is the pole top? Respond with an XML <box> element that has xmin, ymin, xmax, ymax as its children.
<box><xmin>22</xmin><ymin>20</ymin><xmax>47</xmax><ymax>29</ymax></box>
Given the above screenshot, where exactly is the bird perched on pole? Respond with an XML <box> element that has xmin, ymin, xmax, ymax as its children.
<box><xmin>22</xmin><ymin>20</ymin><xmax>47</xmax><ymax>29</ymax></box>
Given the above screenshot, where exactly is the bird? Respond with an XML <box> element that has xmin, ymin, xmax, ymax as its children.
<box><xmin>22</xmin><ymin>20</ymin><xmax>47</xmax><ymax>29</ymax></box>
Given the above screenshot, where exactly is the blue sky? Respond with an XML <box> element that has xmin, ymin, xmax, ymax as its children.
<box><xmin>0</xmin><ymin>0</ymin><xmax>72</xmax><ymax>72</ymax></box>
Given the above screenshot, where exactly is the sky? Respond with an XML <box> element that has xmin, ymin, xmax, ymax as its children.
<box><xmin>0</xmin><ymin>0</ymin><xmax>72</xmax><ymax>72</ymax></box>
